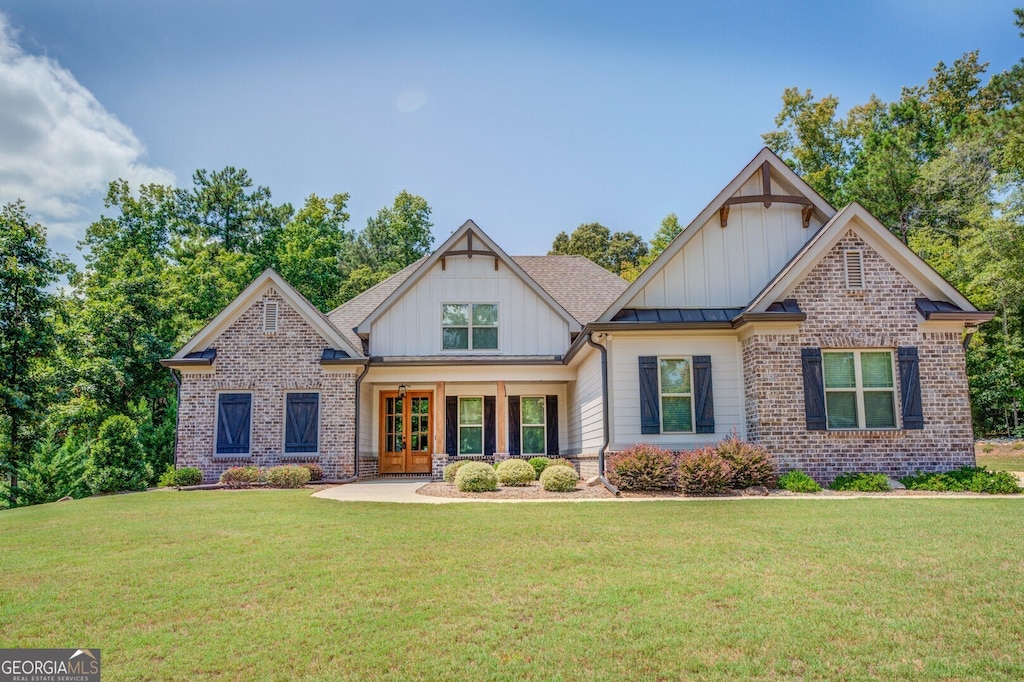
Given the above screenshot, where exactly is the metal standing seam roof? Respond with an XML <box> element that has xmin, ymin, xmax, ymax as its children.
<box><xmin>326</xmin><ymin>255</ymin><xmax>630</xmax><ymax>352</ymax></box>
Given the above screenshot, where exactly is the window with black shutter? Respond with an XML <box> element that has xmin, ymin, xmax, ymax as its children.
<box><xmin>216</xmin><ymin>393</ymin><xmax>252</xmax><ymax>455</ymax></box>
<box><xmin>285</xmin><ymin>393</ymin><xmax>319</xmax><ymax>453</ymax></box>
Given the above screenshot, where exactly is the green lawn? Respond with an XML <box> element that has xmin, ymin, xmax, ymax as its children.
<box><xmin>2</xmin><ymin>492</ymin><xmax>1023</xmax><ymax>680</ymax></box>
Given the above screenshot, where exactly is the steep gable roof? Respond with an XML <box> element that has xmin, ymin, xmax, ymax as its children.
<box><xmin>326</xmin><ymin>258</ymin><xmax>426</xmax><ymax>353</ymax></box>
<box><xmin>597</xmin><ymin>147</ymin><xmax>836</xmax><ymax>321</ymax></box>
<box><xmin>170</xmin><ymin>268</ymin><xmax>363</xmax><ymax>361</ymax></box>
<box><xmin>354</xmin><ymin>220</ymin><xmax>583</xmax><ymax>336</ymax></box>
<box><xmin>513</xmin><ymin>255</ymin><xmax>628</xmax><ymax>324</ymax></box>
<box><xmin>746</xmin><ymin>202</ymin><xmax>980</xmax><ymax>313</ymax></box>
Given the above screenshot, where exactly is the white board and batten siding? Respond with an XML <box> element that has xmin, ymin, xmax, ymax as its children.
<box><xmin>369</xmin><ymin>250</ymin><xmax>570</xmax><ymax>357</ymax></box>
<box><xmin>608</xmin><ymin>334</ymin><xmax>744</xmax><ymax>451</ymax></box>
<box><xmin>566</xmin><ymin>347</ymin><xmax>604</xmax><ymax>456</ymax></box>
<box><xmin>627</xmin><ymin>175</ymin><xmax>823</xmax><ymax>309</ymax></box>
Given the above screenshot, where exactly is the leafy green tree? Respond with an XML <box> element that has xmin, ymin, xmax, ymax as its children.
<box><xmin>85</xmin><ymin>414</ymin><xmax>151</xmax><ymax>494</ymax></box>
<box><xmin>0</xmin><ymin>202</ymin><xmax>70</xmax><ymax>505</ymax></box>
<box><xmin>274</xmin><ymin>193</ymin><xmax>353</xmax><ymax>310</ymax></box>
<box><xmin>549</xmin><ymin>222</ymin><xmax>647</xmax><ymax>278</ymax></box>
<box><xmin>15</xmin><ymin>433</ymin><xmax>88</xmax><ymax>507</ymax></box>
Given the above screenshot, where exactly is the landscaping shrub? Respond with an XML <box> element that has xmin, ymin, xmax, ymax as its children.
<box><xmin>496</xmin><ymin>459</ymin><xmax>536</xmax><ymax>486</ymax></box>
<box><xmin>528</xmin><ymin>456</ymin><xmax>551</xmax><ymax>479</ymax></box>
<box><xmin>548</xmin><ymin>457</ymin><xmax>576</xmax><ymax>471</ymax></box>
<box><xmin>830</xmin><ymin>472</ymin><xmax>890</xmax><ymax>492</ymax></box>
<box><xmin>174</xmin><ymin>467</ymin><xmax>203</xmax><ymax>487</ymax></box>
<box><xmin>981</xmin><ymin>444</ymin><xmax>995</xmax><ymax>453</ymax></box>
<box><xmin>266</xmin><ymin>465</ymin><xmax>312</xmax><ymax>488</ymax></box>
<box><xmin>299</xmin><ymin>463</ymin><xmax>324</xmax><ymax>482</ymax></box>
<box><xmin>1013</xmin><ymin>442</ymin><xmax>1024</xmax><ymax>451</ymax></box>
<box><xmin>540</xmin><ymin>464</ymin><xmax>578</xmax><ymax>492</ymax></box>
<box><xmin>13</xmin><ymin>435</ymin><xmax>88</xmax><ymax>506</ymax></box>
<box><xmin>158</xmin><ymin>465</ymin><xmax>177</xmax><ymax>488</ymax></box>
<box><xmin>455</xmin><ymin>461</ymin><xmax>498</xmax><ymax>492</ymax></box>
<box><xmin>777</xmin><ymin>470</ymin><xmax>822</xmax><ymax>493</ymax></box>
<box><xmin>85</xmin><ymin>415</ymin><xmax>153</xmax><ymax>494</ymax></box>
<box><xmin>677</xmin><ymin>447</ymin><xmax>733</xmax><ymax>495</ymax></box>
<box><xmin>219</xmin><ymin>466</ymin><xmax>265</xmax><ymax>488</ymax></box>
<box><xmin>716</xmin><ymin>434</ymin><xmax>778</xmax><ymax>488</ymax></box>
<box><xmin>443</xmin><ymin>460</ymin><xmax>473</xmax><ymax>482</ymax></box>
<box><xmin>900</xmin><ymin>467</ymin><xmax>1021</xmax><ymax>494</ymax></box>
<box><xmin>606</xmin><ymin>444</ymin><xmax>678</xmax><ymax>491</ymax></box>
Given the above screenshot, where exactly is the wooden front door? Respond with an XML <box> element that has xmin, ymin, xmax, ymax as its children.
<box><xmin>379</xmin><ymin>391</ymin><xmax>433</xmax><ymax>474</ymax></box>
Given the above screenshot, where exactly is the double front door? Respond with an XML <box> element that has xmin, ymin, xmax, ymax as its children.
<box><xmin>379</xmin><ymin>391</ymin><xmax>433</xmax><ymax>474</ymax></box>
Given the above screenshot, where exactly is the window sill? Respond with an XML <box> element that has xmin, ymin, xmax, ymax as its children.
<box><xmin>281</xmin><ymin>453</ymin><xmax>319</xmax><ymax>460</ymax></box>
<box><xmin>213</xmin><ymin>454</ymin><xmax>252</xmax><ymax>460</ymax></box>
<box><xmin>824</xmin><ymin>429</ymin><xmax>904</xmax><ymax>437</ymax></box>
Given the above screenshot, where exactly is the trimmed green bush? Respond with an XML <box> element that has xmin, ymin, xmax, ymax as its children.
<box><xmin>607</xmin><ymin>444</ymin><xmax>678</xmax><ymax>491</ymax></box>
<box><xmin>528</xmin><ymin>457</ymin><xmax>552</xmax><ymax>479</ymax></box>
<box><xmin>677</xmin><ymin>447</ymin><xmax>733</xmax><ymax>495</ymax></box>
<box><xmin>158</xmin><ymin>465</ymin><xmax>177</xmax><ymax>488</ymax></box>
<box><xmin>266</xmin><ymin>465</ymin><xmax>312</xmax><ymax>488</ymax></box>
<box><xmin>443</xmin><ymin>460</ymin><xmax>473</xmax><ymax>483</ymax></box>
<box><xmin>455</xmin><ymin>461</ymin><xmax>498</xmax><ymax>492</ymax></box>
<box><xmin>496</xmin><ymin>458</ymin><xmax>536</xmax><ymax>486</ymax></box>
<box><xmin>174</xmin><ymin>467</ymin><xmax>203</xmax><ymax>487</ymax></box>
<box><xmin>85</xmin><ymin>415</ymin><xmax>153</xmax><ymax>494</ymax></box>
<box><xmin>540</xmin><ymin>465</ymin><xmax>578</xmax><ymax>492</ymax></box>
<box><xmin>778</xmin><ymin>470</ymin><xmax>822</xmax><ymax>493</ymax></box>
<box><xmin>716</xmin><ymin>434</ymin><xmax>778</xmax><ymax>488</ymax></box>
<box><xmin>548</xmin><ymin>458</ymin><xmax>575</xmax><ymax>470</ymax></box>
<box><xmin>299</xmin><ymin>463</ymin><xmax>324</xmax><ymax>482</ymax></box>
<box><xmin>219</xmin><ymin>466</ymin><xmax>264</xmax><ymax>488</ymax></box>
<box><xmin>900</xmin><ymin>467</ymin><xmax>1020</xmax><ymax>494</ymax></box>
<box><xmin>830</xmin><ymin>472</ymin><xmax>889</xmax><ymax>492</ymax></box>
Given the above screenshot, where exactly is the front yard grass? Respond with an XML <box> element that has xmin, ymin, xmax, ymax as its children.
<box><xmin>2</xmin><ymin>491</ymin><xmax>1023</xmax><ymax>680</ymax></box>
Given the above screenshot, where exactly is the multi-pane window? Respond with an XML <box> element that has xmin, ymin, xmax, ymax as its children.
<box><xmin>659</xmin><ymin>358</ymin><xmax>693</xmax><ymax>433</ymax></box>
<box><xmin>823</xmin><ymin>350</ymin><xmax>896</xmax><ymax>429</ymax></box>
<box><xmin>284</xmin><ymin>393</ymin><xmax>319</xmax><ymax>454</ymax></box>
<box><xmin>442</xmin><ymin>304</ymin><xmax>498</xmax><ymax>350</ymax></box>
<box><xmin>521</xmin><ymin>396</ymin><xmax>546</xmax><ymax>455</ymax></box>
<box><xmin>458</xmin><ymin>397</ymin><xmax>484</xmax><ymax>455</ymax></box>
<box><xmin>216</xmin><ymin>393</ymin><xmax>252</xmax><ymax>455</ymax></box>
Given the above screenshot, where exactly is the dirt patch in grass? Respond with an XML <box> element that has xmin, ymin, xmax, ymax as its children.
<box><xmin>976</xmin><ymin>440</ymin><xmax>1024</xmax><ymax>472</ymax></box>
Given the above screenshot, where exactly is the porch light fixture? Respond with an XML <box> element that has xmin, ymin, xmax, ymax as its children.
<box><xmin>398</xmin><ymin>384</ymin><xmax>407</xmax><ymax>399</ymax></box>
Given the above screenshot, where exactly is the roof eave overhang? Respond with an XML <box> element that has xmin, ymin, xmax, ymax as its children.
<box><xmin>320</xmin><ymin>358</ymin><xmax>370</xmax><ymax>367</ymax></box>
<box><xmin>921</xmin><ymin>311</ymin><xmax>995</xmax><ymax>323</ymax></box>
<box><xmin>368</xmin><ymin>356</ymin><xmax>564</xmax><ymax>367</ymax></box>
<box><xmin>160</xmin><ymin>358</ymin><xmax>213</xmax><ymax>368</ymax></box>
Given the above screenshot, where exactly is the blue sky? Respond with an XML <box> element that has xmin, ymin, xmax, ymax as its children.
<box><xmin>1</xmin><ymin>0</ymin><xmax>1022</xmax><ymax>262</ymax></box>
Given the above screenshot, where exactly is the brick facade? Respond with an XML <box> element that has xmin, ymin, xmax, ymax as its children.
<box><xmin>743</xmin><ymin>231</ymin><xmax>975</xmax><ymax>483</ymax></box>
<box><xmin>175</xmin><ymin>288</ymin><xmax>357</xmax><ymax>483</ymax></box>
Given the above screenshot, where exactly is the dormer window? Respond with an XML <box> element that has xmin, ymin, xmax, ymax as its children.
<box><xmin>442</xmin><ymin>303</ymin><xmax>498</xmax><ymax>350</ymax></box>
<box><xmin>263</xmin><ymin>301</ymin><xmax>279</xmax><ymax>333</ymax></box>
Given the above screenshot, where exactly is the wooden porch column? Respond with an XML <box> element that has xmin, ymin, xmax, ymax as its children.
<box><xmin>435</xmin><ymin>381</ymin><xmax>445</xmax><ymax>452</ymax></box>
<box><xmin>496</xmin><ymin>380</ymin><xmax>507</xmax><ymax>453</ymax></box>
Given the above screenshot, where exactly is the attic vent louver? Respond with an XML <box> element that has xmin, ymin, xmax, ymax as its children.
<box><xmin>263</xmin><ymin>301</ymin><xmax>279</xmax><ymax>332</ymax></box>
<box><xmin>845</xmin><ymin>250</ymin><xmax>864</xmax><ymax>290</ymax></box>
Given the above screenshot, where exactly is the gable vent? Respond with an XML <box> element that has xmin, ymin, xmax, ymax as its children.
<box><xmin>263</xmin><ymin>301</ymin><xmax>279</xmax><ymax>333</ymax></box>
<box><xmin>844</xmin><ymin>250</ymin><xmax>864</xmax><ymax>290</ymax></box>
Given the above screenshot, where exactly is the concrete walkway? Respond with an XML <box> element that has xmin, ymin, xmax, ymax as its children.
<box><xmin>311</xmin><ymin>479</ymin><xmax>1024</xmax><ymax>504</ymax></box>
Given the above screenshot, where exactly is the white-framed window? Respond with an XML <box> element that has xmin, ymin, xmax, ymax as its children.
<box><xmin>823</xmin><ymin>350</ymin><xmax>897</xmax><ymax>429</ymax></box>
<box><xmin>520</xmin><ymin>396</ymin><xmax>546</xmax><ymax>455</ymax></box>
<box><xmin>263</xmin><ymin>300</ymin><xmax>279</xmax><ymax>332</ymax></box>
<box><xmin>659</xmin><ymin>357</ymin><xmax>694</xmax><ymax>433</ymax></box>
<box><xmin>216</xmin><ymin>392</ymin><xmax>252</xmax><ymax>455</ymax></box>
<box><xmin>284</xmin><ymin>392</ymin><xmax>319</xmax><ymax>454</ymax></box>
<box><xmin>458</xmin><ymin>396</ymin><xmax>484</xmax><ymax>455</ymax></box>
<box><xmin>442</xmin><ymin>303</ymin><xmax>498</xmax><ymax>350</ymax></box>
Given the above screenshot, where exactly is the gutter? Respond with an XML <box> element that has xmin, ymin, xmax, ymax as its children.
<box><xmin>167</xmin><ymin>368</ymin><xmax>181</xmax><ymax>469</ymax></box>
<box><xmin>352</xmin><ymin>359</ymin><xmax>371</xmax><ymax>478</ymax></box>
<box><xmin>584</xmin><ymin>333</ymin><xmax>619</xmax><ymax>497</ymax></box>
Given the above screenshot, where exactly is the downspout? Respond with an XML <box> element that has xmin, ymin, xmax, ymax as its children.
<box><xmin>167</xmin><ymin>368</ymin><xmax>181</xmax><ymax>469</ymax></box>
<box><xmin>349</xmin><ymin>359</ymin><xmax>371</xmax><ymax>481</ymax></box>
<box><xmin>584</xmin><ymin>332</ymin><xmax>620</xmax><ymax>496</ymax></box>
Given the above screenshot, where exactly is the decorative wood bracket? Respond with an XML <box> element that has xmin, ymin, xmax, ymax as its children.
<box><xmin>719</xmin><ymin>161</ymin><xmax>815</xmax><ymax>229</ymax></box>
<box><xmin>440</xmin><ymin>231</ymin><xmax>500</xmax><ymax>270</ymax></box>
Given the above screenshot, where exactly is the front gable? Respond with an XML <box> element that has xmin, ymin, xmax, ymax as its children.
<box><xmin>357</xmin><ymin>221</ymin><xmax>582</xmax><ymax>357</ymax></box>
<box><xmin>600</xmin><ymin>148</ymin><xmax>835</xmax><ymax>318</ymax></box>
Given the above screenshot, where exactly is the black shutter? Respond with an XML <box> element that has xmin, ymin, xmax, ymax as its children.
<box><xmin>285</xmin><ymin>393</ymin><xmax>319</xmax><ymax>453</ymax></box>
<box><xmin>545</xmin><ymin>395</ymin><xmax>559</xmax><ymax>456</ymax></box>
<box><xmin>801</xmin><ymin>348</ymin><xmax>827</xmax><ymax>431</ymax></box>
<box><xmin>484</xmin><ymin>396</ymin><xmax>496</xmax><ymax>456</ymax></box>
<box><xmin>508</xmin><ymin>396</ymin><xmax>521</xmax><ymax>456</ymax></box>
<box><xmin>217</xmin><ymin>393</ymin><xmax>251</xmax><ymax>454</ymax></box>
<box><xmin>445</xmin><ymin>396</ymin><xmax>457</xmax><ymax>456</ymax></box>
<box><xmin>693</xmin><ymin>356</ymin><xmax>715</xmax><ymax>434</ymax></box>
<box><xmin>898</xmin><ymin>347</ymin><xmax>924</xmax><ymax>429</ymax></box>
<box><xmin>639</xmin><ymin>356</ymin><xmax>660</xmax><ymax>434</ymax></box>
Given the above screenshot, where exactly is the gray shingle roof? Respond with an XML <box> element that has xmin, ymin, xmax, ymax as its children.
<box><xmin>326</xmin><ymin>255</ymin><xmax>628</xmax><ymax>352</ymax></box>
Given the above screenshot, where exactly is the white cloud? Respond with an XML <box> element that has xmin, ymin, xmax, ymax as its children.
<box><xmin>0</xmin><ymin>14</ymin><xmax>174</xmax><ymax>239</ymax></box>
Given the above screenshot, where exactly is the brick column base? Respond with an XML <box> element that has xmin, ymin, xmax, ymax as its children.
<box><xmin>431</xmin><ymin>453</ymin><xmax>449</xmax><ymax>481</ymax></box>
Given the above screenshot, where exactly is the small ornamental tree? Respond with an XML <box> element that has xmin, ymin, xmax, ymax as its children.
<box><xmin>85</xmin><ymin>415</ymin><xmax>152</xmax><ymax>494</ymax></box>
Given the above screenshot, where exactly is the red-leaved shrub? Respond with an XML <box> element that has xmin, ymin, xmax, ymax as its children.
<box><xmin>607</xmin><ymin>444</ymin><xmax>678</xmax><ymax>491</ymax></box>
<box><xmin>715</xmin><ymin>434</ymin><xmax>778</xmax><ymax>488</ymax></box>
<box><xmin>677</xmin><ymin>447</ymin><xmax>733</xmax><ymax>495</ymax></box>
<box><xmin>299</xmin><ymin>463</ymin><xmax>324</xmax><ymax>482</ymax></box>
